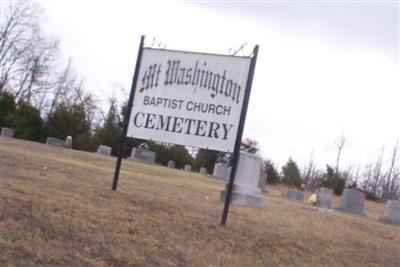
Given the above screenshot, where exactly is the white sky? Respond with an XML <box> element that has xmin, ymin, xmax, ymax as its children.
<box><xmin>39</xmin><ymin>0</ymin><xmax>399</xmax><ymax>170</ymax></box>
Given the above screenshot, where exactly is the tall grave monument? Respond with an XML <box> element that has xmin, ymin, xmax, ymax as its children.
<box><xmin>220</xmin><ymin>152</ymin><xmax>263</xmax><ymax>208</ymax></box>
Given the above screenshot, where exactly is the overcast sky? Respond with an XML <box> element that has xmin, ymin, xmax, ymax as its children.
<box><xmin>39</xmin><ymin>0</ymin><xmax>399</xmax><ymax>170</ymax></box>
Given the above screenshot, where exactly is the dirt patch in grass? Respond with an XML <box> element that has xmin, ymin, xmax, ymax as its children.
<box><xmin>1</xmin><ymin>137</ymin><xmax>399</xmax><ymax>266</ymax></box>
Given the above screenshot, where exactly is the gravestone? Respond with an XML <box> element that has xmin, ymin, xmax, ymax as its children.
<box><xmin>258</xmin><ymin>171</ymin><xmax>267</xmax><ymax>192</ymax></box>
<box><xmin>220</xmin><ymin>152</ymin><xmax>262</xmax><ymax>208</ymax></box>
<box><xmin>1</xmin><ymin>127</ymin><xmax>14</xmax><ymax>138</ymax></box>
<box><xmin>97</xmin><ymin>145</ymin><xmax>112</xmax><ymax>156</ymax></box>
<box><xmin>199</xmin><ymin>167</ymin><xmax>207</xmax><ymax>175</ymax></box>
<box><xmin>167</xmin><ymin>160</ymin><xmax>175</xmax><ymax>168</ymax></box>
<box><xmin>65</xmin><ymin>136</ymin><xmax>72</xmax><ymax>148</ymax></box>
<box><xmin>213</xmin><ymin>163</ymin><xmax>232</xmax><ymax>181</ymax></box>
<box><xmin>46</xmin><ymin>137</ymin><xmax>65</xmax><ymax>147</ymax></box>
<box><xmin>316</xmin><ymin>187</ymin><xmax>333</xmax><ymax>209</ymax></box>
<box><xmin>379</xmin><ymin>200</ymin><xmax>400</xmax><ymax>224</ymax></box>
<box><xmin>285</xmin><ymin>191</ymin><xmax>304</xmax><ymax>201</ymax></box>
<box><xmin>130</xmin><ymin>148</ymin><xmax>156</xmax><ymax>164</ymax></box>
<box><xmin>337</xmin><ymin>189</ymin><xmax>365</xmax><ymax>215</ymax></box>
<box><xmin>184</xmin><ymin>164</ymin><xmax>192</xmax><ymax>172</ymax></box>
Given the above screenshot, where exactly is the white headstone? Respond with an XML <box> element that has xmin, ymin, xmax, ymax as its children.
<box><xmin>285</xmin><ymin>191</ymin><xmax>304</xmax><ymax>201</ymax></box>
<box><xmin>46</xmin><ymin>137</ymin><xmax>65</xmax><ymax>147</ymax></box>
<box><xmin>379</xmin><ymin>200</ymin><xmax>400</xmax><ymax>224</ymax></box>
<box><xmin>65</xmin><ymin>136</ymin><xmax>72</xmax><ymax>148</ymax></box>
<box><xmin>199</xmin><ymin>167</ymin><xmax>207</xmax><ymax>175</ymax></box>
<box><xmin>1</xmin><ymin>127</ymin><xmax>14</xmax><ymax>138</ymax></box>
<box><xmin>167</xmin><ymin>160</ymin><xmax>176</xmax><ymax>168</ymax></box>
<box><xmin>130</xmin><ymin>148</ymin><xmax>156</xmax><ymax>163</ymax></box>
<box><xmin>184</xmin><ymin>164</ymin><xmax>192</xmax><ymax>172</ymax></box>
<box><xmin>97</xmin><ymin>145</ymin><xmax>112</xmax><ymax>155</ymax></box>
<box><xmin>220</xmin><ymin>152</ymin><xmax>262</xmax><ymax>207</ymax></box>
<box><xmin>213</xmin><ymin>163</ymin><xmax>232</xmax><ymax>181</ymax></box>
<box><xmin>316</xmin><ymin>187</ymin><xmax>333</xmax><ymax>210</ymax></box>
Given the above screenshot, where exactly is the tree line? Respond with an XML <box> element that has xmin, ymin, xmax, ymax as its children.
<box><xmin>1</xmin><ymin>2</ymin><xmax>398</xmax><ymax>202</ymax></box>
<box><xmin>262</xmin><ymin>140</ymin><xmax>399</xmax><ymax>202</ymax></box>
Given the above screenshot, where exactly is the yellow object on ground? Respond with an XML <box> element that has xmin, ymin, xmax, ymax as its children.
<box><xmin>308</xmin><ymin>193</ymin><xmax>317</xmax><ymax>205</ymax></box>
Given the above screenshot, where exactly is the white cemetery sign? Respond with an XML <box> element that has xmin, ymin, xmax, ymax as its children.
<box><xmin>126</xmin><ymin>48</ymin><xmax>251</xmax><ymax>153</ymax></box>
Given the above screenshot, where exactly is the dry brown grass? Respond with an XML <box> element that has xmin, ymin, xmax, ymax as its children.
<box><xmin>1</xmin><ymin>137</ymin><xmax>399</xmax><ymax>267</ymax></box>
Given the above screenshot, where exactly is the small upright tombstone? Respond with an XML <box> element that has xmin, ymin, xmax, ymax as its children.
<box><xmin>258</xmin><ymin>171</ymin><xmax>267</xmax><ymax>192</ymax></box>
<box><xmin>1</xmin><ymin>127</ymin><xmax>14</xmax><ymax>138</ymax></box>
<box><xmin>184</xmin><ymin>164</ymin><xmax>192</xmax><ymax>172</ymax></box>
<box><xmin>167</xmin><ymin>160</ymin><xmax>176</xmax><ymax>168</ymax></box>
<box><xmin>220</xmin><ymin>152</ymin><xmax>263</xmax><ymax>208</ymax></box>
<box><xmin>213</xmin><ymin>163</ymin><xmax>232</xmax><ymax>181</ymax></box>
<box><xmin>46</xmin><ymin>137</ymin><xmax>65</xmax><ymax>147</ymax></box>
<box><xmin>199</xmin><ymin>167</ymin><xmax>207</xmax><ymax>175</ymax></box>
<box><xmin>379</xmin><ymin>200</ymin><xmax>400</xmax><ymax>224</ymax></box>
<box><xmin>337</xmin><ymin>189</ymin><xmax>365</xmax><ymax>215</ymax></box>
<box><xmin>97</xmin><ymin>145</ymin><xmax>112</xmax><ymax>156</ymax></box>
<box><xmin>130</xmin><ymin>147</ymin><xmax>156</xmax><ymax>164</ymax></box>
<box><xmin>64</xmin><ymin>136</ymin><xmax>72</xmax><ymax>149</ymax></box>
<box><xmin>285</xmin><ymin>191</ymin><xmax>304</xmax><ymax>201</ymax></box>
<box><xmin>316</xmin><ymin>187</ymin><xmax>333</xmax><ymax>210</ymax></box>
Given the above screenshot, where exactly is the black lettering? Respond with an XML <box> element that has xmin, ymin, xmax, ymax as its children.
<box><xmin>171</xmin><ymin>116</ymin><xmax>184</xmax><ymax>133</ymax></box>
<box><xmin>184</xmin><ymin>118</ymin><xmax>196</xmax><ymax>134</ymax></box>
<box><xmin>156</xmin><ymin>114</ymin><xmax>171</xmax><ymax>131</ymax></box>
<box><xmin>143</xmin><ymin>96</ymin><xmax>150</xmax><ymax>105</ymax></box>
<box><xmin>220</xmin><ymin>70</ymin><xmax>226</xmax><ymax>94</ymax></box>
<box><xmin>172</xmin><ymin>60</ymin><xmax>180</xmax><ymax>84</ymax></box>
<box><xmin>165</xmin><ymin>60</ymin><xmax>172</xmax><ymax>85</ymax></box>
<box><xmin>144</xmin><ymin>113</ymin><xmax>156</xmax><ymax>129</ymax></box>
<box><xmin>186</xmin><ymin>101</ymin><xmax>193</xmax><ymax>111</ymax></box>
<box><xmin>185</xmin><ymin>68</ymin><xmax>192</xmax><ymax>85</ymax></box>
<box><xmin>155</xmin><ymin>64</ymin><xmax>162</xmax><ymax>87</ymax></box>
<box><xmin>195</xmin><ymin>120</ymin><xmax>207</xmax><ymax>136</ymax></box>
<box><xmin>222</xmin><ymin>123</ymin><xmax>234</xmax><ymax>140</ymax></box>
<box><xmin>223</xmin><ymin>105</ymin><xmax>231</xmax><ymax>116</ymax></box>
<box><xmin>207</xmin><ymin>122</ymin><xmax>220</xmax><ymax>138</ymax></box>
<box><xmin>133</xmin><ymin>112</ymin><xmax>145</xmax><ymax>127</ymax></box>
<box><xmin>235</xmin><ymin>85</ymin><xmax>241</xmax><ymax>104</ymax></box>
<box><xmin>177</xmin><ymin>68</ymin><xmax>185</xmax><ymax>85</ymax></box>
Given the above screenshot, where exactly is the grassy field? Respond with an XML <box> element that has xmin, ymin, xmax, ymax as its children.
<box><xmin>1</xmin><ymin>137</ymin><xmax>399</xmax><ymax>266</ymax></box>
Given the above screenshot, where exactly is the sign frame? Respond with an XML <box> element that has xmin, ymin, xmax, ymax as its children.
<box><xmin>127</xmin><ymin>47</ymin><xmax>252</xmax><ymax>153</ymax></box>
<box><xmin>111</xmin><ymin>35</ymin><xmax>259</xmax><ymax>226</ymax></box>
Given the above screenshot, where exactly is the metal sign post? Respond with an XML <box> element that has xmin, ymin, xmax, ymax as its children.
<box><xmin>112</xmin><ymin>35</ymin><xmax>145</xmax><ymax>191</ymax></box>
<box><xmin>221</xmin><ymin>45</ymin><xmax>259</xmax><ymax>226</ymax></box>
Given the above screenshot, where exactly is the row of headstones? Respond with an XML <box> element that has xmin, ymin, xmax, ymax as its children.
<box><xmin>99</xmin><ymin>147</ymin><xmax>209</xmax><ymax>175</ymax></box>
<box><xmin>6</xmin><ymin>127</ymin><xmax>397</xmax><ymax>224</ymax></box>
<box><xmin>1</xmin><ymin>131</ymin><xmax>209</xmax><ymax>176</ymax></box>
<box><xmin>285</xmin><ymin>188</ymin><xmax>400</xmax><ymax>225</ymax></box>
<box><xmin>7</xmin><ymin>128</ymin><xmax>397</xmax><ymax>224</ymax></box>
<box><xmin>2</xmin><ymin>131</ymin><xmax>263</xmax><ymax>189</ymax></box>
<box><xmin>17</xmin><ymin>129</ymin><xmax>395</xmax><ymax>224</ymax></box>
<box><xmin>167</xmin><ymin>160</ymin><xmax>207</xmax><ymax>174</ymax></box>
<box><xmin>1</xmin><ymin>127</ymin><xmax>74</xmax><ymax>148</ymax></box>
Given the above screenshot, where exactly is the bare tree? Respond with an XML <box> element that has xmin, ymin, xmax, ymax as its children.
<box><xmin>372</xmin><ymin>146</ymin><xmax>385</xmax><ymax>198</ymax></box>
<box><xmin>383</xmin><ymin>141</ymin><xmax>399</xmax><ymax>200</ymax></box>
<box><xmin>0</xmin><ymin>1</ymin><xmax>58</xmax><ymax>103</ymax></box>
<box><xmin>302</xmin><ymin>151</ymin><xmax>321</xmax><ymax>189</ymax></box>
<box><xmin>361</xmin><ymin>162</ymin><xmax>373</xmax><ymax>192</ymax></box>
<box><xmin>334</xmin><ymin>132</ymin><xmax>346</xmax><ymax>176</ymax></box>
